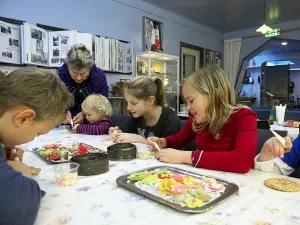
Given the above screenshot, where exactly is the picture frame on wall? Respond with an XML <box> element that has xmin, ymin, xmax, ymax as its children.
<box><xmin>215</xmin><ymin>51</ymin><xmax>222</xmax><ymax>67</ymax></box>
<box><xmin>204</xmin><ymin>49</ymin><xmax>214</xmax><ymax>67</ymax></box>
<box><xmin>143</xmin><ymin>17</ymin><xmax>163</xmax><ymax>52</ymax></box>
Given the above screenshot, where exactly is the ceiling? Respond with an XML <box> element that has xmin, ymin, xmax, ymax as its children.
<box><xmin>142</xmin><ymin>0</ymin><xmax>300</xmax><ymax>33</ymax></box>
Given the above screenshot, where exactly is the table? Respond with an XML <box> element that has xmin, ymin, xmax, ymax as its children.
<box><xmin>270</xmin><ymin>125</ymin><xmax>299</xmax><ymax>140</ymax></box>
<box><xmin>22</xmin><ymin>129</ymin><xmax>300</xmax><ymax>225</ymax></box>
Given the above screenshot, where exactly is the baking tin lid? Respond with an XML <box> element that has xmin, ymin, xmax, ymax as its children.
<box><xmin>107</xmin><ymin>143</ymin><xmax>137</xmax><ymax>161</ymax></box>
<box><xmin>71</xmin><ymin>153</ymin><xmax>109</xmax><ymax>176</ymax></box>
<box><xmin>107</xmin><ymin>143</ymin><xmax>136</xmax><ymax>151</ymax></box>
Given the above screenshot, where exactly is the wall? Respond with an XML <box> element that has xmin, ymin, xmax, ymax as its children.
<box><xmin>224</xmin><ymin>19</ymin><xmax>300</xmax><ymax>94</ymax></box>
<box><xmin>0</xmin><ymin>0</ymin><xmax>223</xmax><ymax>89</ymax></box>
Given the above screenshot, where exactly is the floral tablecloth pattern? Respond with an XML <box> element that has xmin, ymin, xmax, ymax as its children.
<box><xmin>21</xmin><ymin>129</ymin><xmax>300</xmax><ymax>225</ymax></box>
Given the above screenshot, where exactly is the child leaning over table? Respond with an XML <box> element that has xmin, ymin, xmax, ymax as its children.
<box><xmin>255</xmin><ymin>135</ymin><xmax>300</xmax><ymax>177</ymax></box>
<box><xmin>72</xmin><ymin>94</ymin><xmax>113</xmax><ymax>135</ymax></box>
<box><xmin>147</xmin><ymin>67</ymin><xmax>257</xmax><ymax>173</ymax></box>
<box><xmin>0</xmin><ymin>68</ymin><xmax>74</xmax><ymax>225</ymax></box>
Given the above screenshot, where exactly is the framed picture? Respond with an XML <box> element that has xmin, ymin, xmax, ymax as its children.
<box><xmin>204</xmin><ymin>49</ymin><xmax>214</xmax><ymax>67</ymax></box>
<box><xmin>143</xmin><ymin>17</ymin><xmax>163</xmax><ymax>52</ymax></box>
<box><xmin>215</xmin><ymin>51</ymin><xmax>222</xmax><ymax>67</ymax></box>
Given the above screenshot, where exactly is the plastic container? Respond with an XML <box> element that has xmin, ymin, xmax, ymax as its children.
<box><xmin>59</xmin><ymin>125</ymin><xmax>72</xmax><ymax>134</ymax></box>
<box><xmin>135</xmin><ymin>143</ymin><xmax>155</xmax><ymax>159</ymax></box>
<box><xmin>53</xmin><ymin>163</ymin><xmax>79</xmax><ymax>186</ymax></box>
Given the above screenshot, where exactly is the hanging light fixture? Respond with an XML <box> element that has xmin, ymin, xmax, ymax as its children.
<box><xmin>256</xmin><ymin>0</ymin><xmax>272</xmax><ymax>34</ymax></box>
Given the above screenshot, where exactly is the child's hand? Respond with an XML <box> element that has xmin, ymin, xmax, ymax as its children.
<box><xmin>7</xmin><ymin>161</ymin><xmax>32</xmax><ymax>177</ymax></box>
<box><xmin>73</xmin><ymin>111</ymin><xmax>85</xmax><ymax>125</ymax></box>
<box><xmin>259</xmin><ymin>136</ymin><xmax>292</xmax><ymax>162</ymax></box>
<box><xmin>113</xmin><ymin>133</ymin><xmax>146</xmax><ymax>144</ymax></box>
<box><xmin>109</xmin><ymin>126</ymin><xmax>122</xmax><ymax>135</ymax></box>
<box><xmin>4</xmin><ymin>147</ymin><xmax>24</xmax><ymax>161</ymax></box>
<box><xmin>63</xmin><ymin>111</ymin><xmax>72</xmax><ymax>124</ymax></box>
<box><xmin>72</xmin><ymin>124</ymin><xmax>80</xmax><ymax>131</ymax></box>
<box><xmin>155</xmin><ymin>148</ymin><xmax>191</xmax><ymax>164</ymax></box>
<box><xmin>147</xmin><ymin>137</ymin><xmax>167</xmax><ymax>149</ymax></box>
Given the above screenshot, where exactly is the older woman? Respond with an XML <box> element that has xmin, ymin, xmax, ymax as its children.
<box><xmin>58</xmin><ymin>44</ymin><xmax>109</xmax><ymax>125</ymax></box>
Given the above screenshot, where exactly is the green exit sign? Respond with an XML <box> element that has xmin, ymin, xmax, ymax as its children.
<box><xmin>265</xmin><ymin>28</ymin><xmax>280</xmax><ymax>37</ymax></box>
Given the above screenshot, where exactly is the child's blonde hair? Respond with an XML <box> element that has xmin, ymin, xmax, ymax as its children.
<box><xmin>183</xmin><ymin>67</ymin><xmax>246</xmax><ymax>138</ymax></box>
<box><xmin>0</xmin><ymin>68</ymin><xmax>74</xmax><ymax>122</ymax></box>
<box><xmin>81</xmin><ymin>94</ymin><xmax>112</xmax><ymax>116</ymax></box>
<box><xmin>124</xmin><ymin>76</ymin><xmax>165</xmax><ymax>107</ymax></box>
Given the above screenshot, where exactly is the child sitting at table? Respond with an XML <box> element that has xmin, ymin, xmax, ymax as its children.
<box><xmin>254</xmin><ymin>136</ymin><xmax>300</xmax><ymax>177</ymax></box>
<box><xmin>109</xmin><ymin>76</ymin><xmax>181</xmax><ymax>144</ymax></box>
<box><xmin>72</xmin><ymin>94</ymin><xmax>113</xmax><ymax>135</ymax></box>
<box><xmin>0</xmin><ymin>68</ymin><xmax>73</xmax><ymax>225</ymax></box>
<box><xmin>147</xmin><ymin>67</ymin><xmax>257</xmax><ymax>173</ymax></box>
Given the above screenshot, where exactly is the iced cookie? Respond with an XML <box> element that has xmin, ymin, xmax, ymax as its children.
<box><xmin>142</xmin><ymin>175</ymin><xmax>160</xmax><ymax>185</ymax></box>
<box><xmin>127</xmin><ymin>171</ymin><xmax>150</xmax><ymax>181</ymax></box>
<box><xmin>170</xmin><ymin>185</ymin><xmax>186</xmax><ymax>202</ymax></box>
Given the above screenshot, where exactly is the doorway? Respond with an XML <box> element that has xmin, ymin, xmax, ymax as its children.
<box><xmin>180</xmin><ymin>42</ymin><xmax>203</xmax><ymax>82</ymax></box>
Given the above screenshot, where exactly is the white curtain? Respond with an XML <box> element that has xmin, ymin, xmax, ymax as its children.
<box><xmin>224</xmin><ymin>38</ymin><xmax>242</xmax><ymax>99</ymax></box>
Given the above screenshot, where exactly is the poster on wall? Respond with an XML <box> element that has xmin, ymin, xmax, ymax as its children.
<box><xmin>0</xmin><ymin>20</ymin><xmax>20</xmax><ymax>64</ymax></box>
<box><xmin>48</xmin><ymin>30</ymin><xmax>77</xmax><ymax>67</ymax></box>
<box><xmin>21</xmin><ymin>23</ymin><xmax>49</xmax><ymax>66</ymax></box>
<box><xmin>143</xmin><ymin>17</ymin><xmax>163</xmax><ymax>52</ymax></box>
<box><xmin>215</xmin><ymin>51</ymin><xmax>222</xmax><ymax>67</ymax></box>
<box><xmin>204</xmin><ymin>49</ymin><xmax>214</xmax><ymax>67</ymax></box>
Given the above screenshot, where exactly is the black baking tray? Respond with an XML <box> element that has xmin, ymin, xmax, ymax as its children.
<box><xmin>32</xmin><ymin>142</ymin><xmax>105</xmax><ymax>164</ymax></box>
<box><xmin>116</xmin><ymin>166</ymin><xmax>239</xmax><ymax>213</ymax></box>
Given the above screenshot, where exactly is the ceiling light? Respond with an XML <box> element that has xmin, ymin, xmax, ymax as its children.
<box><xmin>256</xmin><ymin>24</ymin><xmax>273</xmax><ymax>34</ymax></box>
<box><xmin>281</xmin><ymin>42</ymin><xmax>288</xmax><ymax>46</ymax></box>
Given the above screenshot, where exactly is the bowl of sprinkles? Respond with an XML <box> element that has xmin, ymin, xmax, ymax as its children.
<box><xmin>53</xmin><ymin>163</ymin><xmax>79</xmax><ymax>187</ymax></box>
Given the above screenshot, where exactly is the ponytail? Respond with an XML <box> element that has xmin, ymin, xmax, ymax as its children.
<box><xmin>152</xmin><ymin>77</ymin><xmax>165</xmax><ymax>107</ymax></box>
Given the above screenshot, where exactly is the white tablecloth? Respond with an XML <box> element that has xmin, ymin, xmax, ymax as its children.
<box><xmin>22</xmin><ymin>129</ymin><xmax>300</xmax><ymax>225</ymax></box>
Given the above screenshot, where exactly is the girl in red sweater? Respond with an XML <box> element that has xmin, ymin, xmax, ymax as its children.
<box><xmin>148</xmin><ymin>67</ymin><xmax>257</xmax><ymax>173</ymax></box>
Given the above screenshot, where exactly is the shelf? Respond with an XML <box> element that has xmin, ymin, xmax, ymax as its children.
<box><xmin>105</xmin><ymin>70</ymin><xmax>132</xmax><ymax>75</ymax></box>
<box><xmin>137</xmin><ymin>73</ymin><xmax>176</xmax><ymax>77</ymax></box>
<box><xmin>108</xmin><ymin>96</ymin><xmax>125</xmax><ymax>99</ymax></box>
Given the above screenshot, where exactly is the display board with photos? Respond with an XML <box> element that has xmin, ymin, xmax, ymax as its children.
<box><xmin>204</xmin><ymin>49</ymin><xmax>222</xmax><ymax>68</ymax></box>
<box><xmin>94</xmin><ymin>36</ymin><xmax>132</xmax><ymax>74</ymax></box>
<box><xmin>21</xmin><ymin>23</ymin><xmax>93</xmax><ymax>67</ymax></box>
<box><xmin>0</xmin><ymin>17</ymin><xmax>132</xmax><ymax>74</ymax></box>
<box><xmin>0</xmin><ymin>20</ymin><xmax>21</xmax><ymax>64</ymax></box>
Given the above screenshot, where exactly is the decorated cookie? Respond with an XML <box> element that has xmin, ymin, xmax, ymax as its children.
<box><xmin>127</xmin><ymin>171</ymin><xmax>151</xmax><ymax>181</ymax></box>
<box><xmin>170</xmin><ymin>185</ymin><xmax>186</xmax><ymax>202</ymax></box>
<box><xmin>208</xmin><ymin>182</ymin><xmax>224</xmax><ymax>191</ymax></box>
<box><xmin>159</xmin><ymin>178</ymin><xmax>179</xmax><ymax>195</ymax></box>
<box><xmin>184</xmin><ymin>198</ymin><xmax>203</xmax><ymax>208</ymax></box>
<box><xmin>141</xmin><ymin>175</ymin><xmax>160</xmax><ymax>185</ymax></box>
<box><xmin>201</xmin><ymin>176</ymin><xmax>217</xmax><ymax>184</ymax></box>
<box><xmin>187</xmin><ymin>188</ymin><xmax>212</xmax><ymax>202</ymax></box>
<box><xmin>170</xmin><ymin>174</ymin><xmax>184</xmax><ymax>183</ymax></box>
<box><xmin>31</xmin><ymin>167</ymin><xmax>41</xmax><ymax>176</ymax></box>
<box><xmin>183</xmin><ymin>175</ymin><xmax>196</xmax><ymax>185</ymax></box>
<box><xmin>157</xmin><ymin>170</ymin><xmax>171</xmax><ymax>179</ymax></box>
